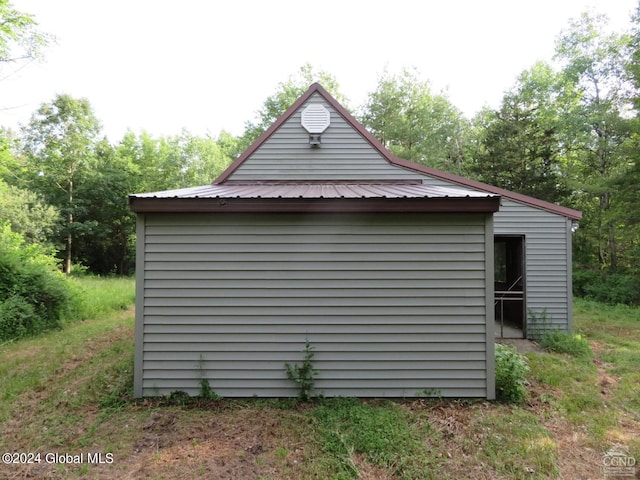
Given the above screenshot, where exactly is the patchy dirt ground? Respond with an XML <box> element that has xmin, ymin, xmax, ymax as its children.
<box><xmin>2</xmin><ymin>313</ymin><xmax>639</xmax><ymax>480</ymax></box>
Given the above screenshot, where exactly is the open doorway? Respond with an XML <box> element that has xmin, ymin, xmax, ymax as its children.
<box><xmin>494</xmin><ymin>236</ymin><xmax>525</xmax><ymax>338</ymax></box>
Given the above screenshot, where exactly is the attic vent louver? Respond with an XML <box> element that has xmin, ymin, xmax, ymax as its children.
<box><xmin>301</xmin><ymin>103</ymin><xmax>330</xmax><ymax>147</ymax></box>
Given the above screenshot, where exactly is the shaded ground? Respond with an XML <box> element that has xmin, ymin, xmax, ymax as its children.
<box><xmin>498</xmin><ymin>338</ymin><xmax>543</xmax><ymax>353</ymax></box>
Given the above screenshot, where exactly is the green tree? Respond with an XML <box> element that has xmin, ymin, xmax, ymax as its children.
<box><xmin>0</xmin><ymin>0</ymin><xmax>51</xmax><ymax>64</ymax></box>
<box><xmin>360</xmin><ymin>67</ymin><xmax>470</xmax><ymax>172</ymax></box>
<box><xmin>176</xmin><ymin>130</ymin><xmax>238</xmax><ymax>185</ymax></box>
<box><xmin>0</xmin><ymin>180</ymin><xmax>60</xmax><ymax>245</ymax></box>
<box><xmin>555</xmin><ymin>12</ymin><xmax>633</xmax><ymax>271</ymax></box>
<box><xmin>105</xmin><ymin>129</ymin><xmax>239</xmax><ymax>274</ymax></box>
<box><xmin>20</xmin><ymin>94</ymin><xmax>102</xmax><ymax>273</ymax></box>
<box><xmin>72</xmin><ymin>139</ymin><xmax>138</xmax><ymax>275</ymax></box>
<box><xmin>628</xmin><ymin>3</ymin><xmax>640</xmax><ymax>109</ymax></box>
<box><xmin>242</xmin><ymin>63</ymin><xmax>348</xmax><ymax>147</ymax></box>
<box><xmin>116</xmin><ymin>129</ymin><xmax>238</xmax><ymax>192</ymax></box>
<box><xmin>0</xmin><ymin>128</ymin><xmax>23</xmax><ymax>183</ymax></box>
<box><xmin>469</xmin><ymin>62</ymin><xmax>570</xmax><ymax>203</ymax></box>
<box><xmin>614</xmin><ymin>3</ymin><xmax>640</xmax><ymax>275</ymax></box>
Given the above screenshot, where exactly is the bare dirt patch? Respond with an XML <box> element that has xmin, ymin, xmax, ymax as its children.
<box><xmin>121</xmin><ymin>407</ymin><xmax>305</xmax><ymax>480</ymax></box>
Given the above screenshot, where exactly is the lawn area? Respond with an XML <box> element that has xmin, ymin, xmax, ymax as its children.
<box><xmin>0</xmin><ymin>288</ymin><xmax>638</xmax><ymax>479</ymax></box>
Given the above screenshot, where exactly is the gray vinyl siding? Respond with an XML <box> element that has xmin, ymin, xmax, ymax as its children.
<box><xmin>135</xmin><ymin>212</ymin><xmax>492</xmax><ymax>398</ymax></box>
<box><xmin>231</xmin><ymin>93</ymin><xmax>424</xmax><ymax>181</ymax></box>
<box><xmin>419</xmin><ymin>176</ymin><xmax>572</xmax><ymax>337</ymax></box>
<box><xmin>494</xmin><ymin>199</ymin><xmax>571</xmax><ymax>336</ymax></box>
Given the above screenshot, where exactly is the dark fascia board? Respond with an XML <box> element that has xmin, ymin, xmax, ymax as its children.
<box><xmin>389</xmin><ymin>157</ymin><xmax>583</xmax><ymax>221</ymax></box>
<box><xmin>214</xmin><ymin>83</ymin><xmax>582</xmax><ymax>221</ymax></box>
<box><xmin>213</xmin><ymin>84</ymin><xmax>322</xmax><ymax>184</ymax></box>
<box><xmin>129</xmin><ymin>196</ymin><xmax>501</xmax><ymax>214</ymax></box>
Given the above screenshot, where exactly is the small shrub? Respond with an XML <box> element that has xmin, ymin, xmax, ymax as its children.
<box><xmin>166</xmin><ymin>390</ymin><xmax>190</xmax><ymax>405</ymax></box>
<box><xmin>540</xmin><ymin>331</ymin><xmax>592</xmax><ymax>358</ymax></box>
<box><xmin>495</xmin><ymin>343</ymin><xmax>530</xmax><ymax>404</ymax></box>
<box><xmin>285</xmin><ymin>339</ymin><xmax>318</xmax><ymax>401</ymax></box>
<box><xmin>0</xmin><ymin>295</ymin><xmax>37</xmax><ymax>341</ymax></box>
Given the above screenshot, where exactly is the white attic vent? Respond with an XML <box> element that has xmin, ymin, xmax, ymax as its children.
<box><xmin>301</xmin><ymin>103</ymin><xmax>330</xmax><ymax>147</ymax></box>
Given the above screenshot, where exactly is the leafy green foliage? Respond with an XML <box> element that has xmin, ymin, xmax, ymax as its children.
<box><xmin>574</xmin><ymin>268</ymin><xmax>640</xmax><ymax>305</ymax></box>
<box><xmin>0</xmin><ymin>295</ymin><xmax>37</xmax><ymax>340</ymax></box>
<box><xmin>20</xmin><ymin>93</ymin><xmax>103</xmax><ymax>273</ymax></box>
<box><xmin>198</xmin><ymin>354</ymin><xmax>222</xmax><ymax>400</ymax></box>
<box><xmin>555</xmin><ymin>12</ymin><xmax>633</xmax><ymax>273</ymax></box>
<box><xmin>0</xmin><ymin>225</ymin><xmax>71</xmax><ymax>341</ymax></box>
<box><xmin>242</xmin><ymin>63</ymin><xmax>348</xmax><ymax>146</ymax></box>
<box><xmin>0</xmin><ymin>179</ymin><xmax>60</xmax><ymax>245</ymax></box>
<box><xmin>285</xmin><ymin>339</ymin><xmax>318</xmax><ymax>401</ymax></box>
<box><xmin>360</xmin><ymin>67</ymin><xmax>470</xmax><ymax>172</ymax></box>
<box><xmin>539</xmin><ymin>331</ymin><xmax>592</xmax><ymax>358</ymax></box>
<box><xmin>469</xmin><ymin>62</ymin><xmax>570</xmax><ymax>204</ymax></box>
<box><xmin>0</xmin><ymin>0</ymin><xmax>52</xmax><ymax>64</ymax></box>
<box><xmin>495</xmin><ymin>344</ymin><xmax>530</xmax><ymax>404</ymax></box>
<box><xmin>198</xmin><ymin>378</ymin><xmax>222</xmax><ymax>400</ymax></box>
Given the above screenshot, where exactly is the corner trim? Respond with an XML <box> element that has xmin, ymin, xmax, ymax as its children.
<box><xmin>133</xmin><ymin>214</ymin><xmax>145</xmax><ymax>398</ymax></box>
<box><xmin>485</xmin><ymin>214</ymin><xmax>496</xmax><ymax>400</ymax></box>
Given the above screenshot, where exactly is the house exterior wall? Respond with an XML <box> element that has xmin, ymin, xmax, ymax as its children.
<box><xmin>418</xmin><ymin>176</ymin><xmax>572</xmax><ymax>337</ymax></box>
<box><xmin>230</xmin><ymin>93</ymin><xmax>425</xmax><ymax>181</ymax></box>
<box><xmin>134</xmin><ymin>212</ymin><xmax>495</xmax><ymax>398</ymax></box>
<box><xmin>219</xmin><ymin>86</ymin><xmax>574</xmax><ymax>338</ymax></box>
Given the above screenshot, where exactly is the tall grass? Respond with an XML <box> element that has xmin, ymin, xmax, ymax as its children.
<box><xmin>66</xmin><ymin>276</ymin><xmax>135</xmax><ymax>322</ymax></box>
<box><xmin>0</xmin><ymin>276</ymin><xmax>135</xmax><ymax>425</ymax></box>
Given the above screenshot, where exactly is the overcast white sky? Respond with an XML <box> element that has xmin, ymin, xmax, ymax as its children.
<box><xmin>1</xmin><ymin>0</ymin><xmax>637</xmax><ymax>141</ymax></box>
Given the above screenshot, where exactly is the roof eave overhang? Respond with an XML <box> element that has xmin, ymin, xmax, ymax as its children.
<box><xmin>129</xmin><ymin>196</ymin><xmax>501</xmax><ymax>214</ymax></box>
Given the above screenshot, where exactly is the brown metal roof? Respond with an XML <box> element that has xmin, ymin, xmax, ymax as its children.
<box><xmin>131</xmin><ymin>183</ymin><xmax>496</xmax><ymax>200</ymax></box>
<box><xmin>213</xmin><ymin>83</ymin><xmax>582</xmax><ymax>221</ymax></box>
<box><xmin>129</xmin><ymin>183</ymin><xmax>500</xmax><ymax>214</ymax></box>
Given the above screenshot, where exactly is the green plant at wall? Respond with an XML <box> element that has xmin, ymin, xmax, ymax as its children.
<box><xmin>285</xmin><ymin>338</ymin><xmax>318</xmax><ymax>401</ymax></box>
<box><xmin>198</xmin><ymin>354</ymin><xmax>221</xmax><ymax>400</ymax></box>
<box><xmin>414</xmin><ymin>388</ymin><xmax>443</xmax><ymax>399</ymax></box>
<box><xmin>495</xmin><ymin>343</ymin><xmax>530</xmax><ymax>404</ymax></box>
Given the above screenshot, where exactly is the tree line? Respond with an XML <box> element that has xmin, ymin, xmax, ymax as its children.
<box><xmin>1</xmin><ymin>3</ymin><xmax>640</xmax><ymax>304</ymax></box>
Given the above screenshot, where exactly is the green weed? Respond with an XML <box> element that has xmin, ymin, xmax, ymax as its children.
<box><xmin>285</xmin><ymin>339</ymin><xmax>318</xmax><ymax>401</ymax></box>
<box><xmin>198</xmin><ymin>355</ymin><xmax>222</xmax><ymax>400</ymax></box>
<box><xmin>495</xmin><ymin>343</ymin><xmax>530</xmax><ymax>404</ymax></box>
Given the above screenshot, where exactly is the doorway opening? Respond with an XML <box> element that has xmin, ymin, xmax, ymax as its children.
<box><xmin>494</xmin><ymin>236</ymin><xmax>525</xmax><ymax>338</ymax></box>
